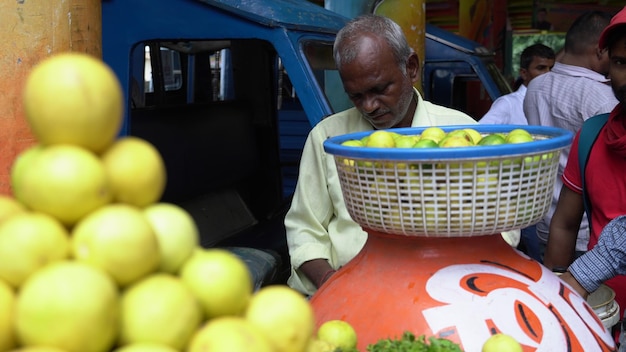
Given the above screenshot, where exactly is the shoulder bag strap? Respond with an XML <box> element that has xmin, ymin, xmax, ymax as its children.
<box><xmin>578</xmin><ymin>113</ymin><xmax>610</xmax><ymax>232</ymax></box>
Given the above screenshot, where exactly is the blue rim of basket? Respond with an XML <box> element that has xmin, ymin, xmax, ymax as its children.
<box><xmin>323</xmin><ymin>124</ymin><xmax>574</xmax><ymax>160</ymax></box>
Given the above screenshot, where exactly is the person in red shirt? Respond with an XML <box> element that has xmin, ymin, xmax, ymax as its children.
<box><xmin>545</xmin><ymin>5</ymin><xmax>626</xmax><ymax>315</ymax></box>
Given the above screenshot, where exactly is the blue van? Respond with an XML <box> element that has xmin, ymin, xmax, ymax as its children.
<box><xmin>102</xmin><ymin>0</ymin><xmax>511</xmax><ymax>286</ymax></box>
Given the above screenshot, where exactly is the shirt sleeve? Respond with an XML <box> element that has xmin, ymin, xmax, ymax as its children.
<box><xmin>523</xmin><ymin>82</ymin><xmax>542</xmax><ymax>126</ymax></box>
<box><xmin>562</xmin><ymin>131</ymin><xmax>583</xmax><ymax>194</ymax></box>
<box><xmin>568</xmin><ymin>215</ymin><xmax>626</xmax><ymax>293</ymax></box>
<box><xmin>284</xmin><ymin>126</ymin><xmax>335</xmax><ymax>289</ymax></box>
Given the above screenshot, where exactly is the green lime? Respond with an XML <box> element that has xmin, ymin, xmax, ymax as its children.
<box><xmin>413</xmin><ymin>139</ymin><xmax>439</xmax><ymax>148</ymax></box>
<box><xmin>477</xmin><ymin>134</ymin><xmax>506</xmax><ymax>146</ymax></box>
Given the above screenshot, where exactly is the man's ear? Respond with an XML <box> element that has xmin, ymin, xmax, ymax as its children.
<box><xmin>519</xmin><ymin>68</ymin><xmax>529</xmax><ymax>85</ymax></box>
<box><xmin>406</xmin><ymin>52</ymin><xmax>420</xmax><ymax>83</ymax></box>
<box><xmin>596</xmin><ymin>46</ymin><xmax>606</xmax><ymax>60</ymax></box>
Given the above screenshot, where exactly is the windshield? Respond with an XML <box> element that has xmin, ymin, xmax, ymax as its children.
<box><xmin>301</xmin><ymin>41</ymin><xmax>351</xmax><ymax>114</ymax></box>
<box><xmin>283</xmin><ymin>40</ymin><xmax>512</xmax><ymax>119</ymax></box>
<box><xmin>485</xmin><ymin>61</ymin><xmax>513</xmax><ymax>96</ymax></box>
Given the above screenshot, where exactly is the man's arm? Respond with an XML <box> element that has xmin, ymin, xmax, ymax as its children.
<box><xmin>560</xmin><ymin>271</ymin><xmax>589</xmax><ymax>298</ymax></box>
<box><xmin>561</xmin><ymin>216</ymin><xmax>626</xmax><ymax>297</ymax></box>
<box><xmin>285</xmin><ymin>125</ymin><xmax>338</xmax><ymax>294</ymax></box>
<box><xmin>543</xmin><ymin>186</ymin><xmax>585</xmax><ymax>269</ymax></box>
<box><xmin>299</xmin><ymin>259</ymin><xmax>335</xmax><ymax>288</ymax></box>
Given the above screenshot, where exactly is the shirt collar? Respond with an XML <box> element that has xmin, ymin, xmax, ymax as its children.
<box><xmin>551</xmin><ymin>62</ymin><xmax>611</xmax><ymax>83</ymax></box>
<box><xmin>411</xmin><ymin>88</ymin><xmax>427</xmax><ymax>127</ymax></box>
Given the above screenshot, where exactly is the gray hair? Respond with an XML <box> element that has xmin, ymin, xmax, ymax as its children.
<box><xmin>333</xmin><ymin>14</ymin><xmax>413</xmax><ymax>73</ymax></box>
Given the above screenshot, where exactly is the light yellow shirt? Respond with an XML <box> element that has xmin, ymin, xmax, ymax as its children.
<box><xmin>285</xmin><ymin>89</ymin><xmax>519</xmax><ymax>295</ymax></box>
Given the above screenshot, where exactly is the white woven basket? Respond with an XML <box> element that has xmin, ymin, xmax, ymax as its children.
<box><xmin>323</xmin><ymin>125</ymin><xmax>573</xmax><ymax>237</ymax></box>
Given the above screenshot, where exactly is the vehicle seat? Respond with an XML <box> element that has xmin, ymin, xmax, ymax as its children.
<box><xmin>130</xmin><ymin>102</ymin><xmax>285</xmax><ymax>288</ymax></box>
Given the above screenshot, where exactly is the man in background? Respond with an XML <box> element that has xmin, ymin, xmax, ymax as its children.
<box><xmin>523</xmin><ymin>10</ymin><xmax>617</xmax><ymax>262</ymax></box>
<box><xmin>480</xmin><ymin>43</ymin><xmax>555</xmax><ymax>262</ymax></box>
<box><xmin>480</xmin><ymin>43</ymin><xmax>555</xmax><ymax>126</ymax></box>
<box><xmin>534</xmin><ymin>8</ymin><xmax>554</xmax><ymax>31</ymax></box>
<box><xmin>549</xmin><ymin>5</ymin><xmax>626</xmax><ymax>319</ymax></box>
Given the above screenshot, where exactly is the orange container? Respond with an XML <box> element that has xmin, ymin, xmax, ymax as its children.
<box><xmin>310</xmin><ymin>231</ymin><xmax>616</xmax><ymax>351</ymax></box>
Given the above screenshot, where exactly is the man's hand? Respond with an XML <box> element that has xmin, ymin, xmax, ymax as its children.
<box><xmin>559</xmin><ymin>271</ymin><xmax>589</xmax><ymax>299</ymax></box>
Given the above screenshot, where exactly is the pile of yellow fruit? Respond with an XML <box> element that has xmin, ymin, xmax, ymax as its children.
<box><xmin>0</xmin><ymin>52</ymin><xmax>355</xmax><ymax>352</ymax></box>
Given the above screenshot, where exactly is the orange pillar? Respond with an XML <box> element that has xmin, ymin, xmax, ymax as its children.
<box><xmin>0</xmin><ymin>0</ymin><xmax>101</xmax><ymax>195</ymax></box>
<box><xmin>373</xmin><ymin>0</ymin><xmax>425</xmax><ymax>93</ymax></box>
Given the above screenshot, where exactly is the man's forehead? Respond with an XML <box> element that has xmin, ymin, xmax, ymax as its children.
<box><xmin>351</xmin><ymin>33</ymin><xmax>387</xmax><ymax>52</ymax></box>
<box><xmin>530</xmin><ymin>56</ymin><xmax>555</xmax><ymax>64</ymax></box>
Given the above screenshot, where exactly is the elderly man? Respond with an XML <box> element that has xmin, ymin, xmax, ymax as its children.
<box><xmin>285</xmin><ymin>14</ymin><xmax>519</xmax><ymax>296</ymax></box>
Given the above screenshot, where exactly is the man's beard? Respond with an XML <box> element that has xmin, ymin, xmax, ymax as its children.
<box><xmin>614</xmin><ymin>84</ymin><xmax>626</xmax><ymax>105</ymax></box>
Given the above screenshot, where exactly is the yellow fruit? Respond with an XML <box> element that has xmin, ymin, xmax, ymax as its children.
<box><xmin>394</xmin><ymin>135</ymin><xmax>419</xmax><ymax>148</ymax></box>
<box><xmin>187</xmin><ymin>316</ymin><xmax>273</xmax><ymax>352</ymax></box>
<box><xmin>0</xmin><ymin>195</ymin><xmax>25</xmax><ymax>225</ymax></box>
<box><xmin>463</xmin><ymin>128</ymin><xmax>483</xmax><ymax>144</ymax></box>
<box><xmin>180</xmin><ymin>248</ymin><xmax>252</xmax><ymax>319</ymax></box>
<box><xmin>101</xmin><ymin>137</ymin><xmax>166</xmax><ymax>207</ymax></box>
<box><xmin>22</xmin><ymin>53</ymin><xmax>123</xmax><ymax>153</ymax></box>
<box><xmin>16</xmin><ymin>144</ymin><xmax>111</xmax><ymax>226</ymax></box>
<box><xmin>0</xmin><ymin>280</ymin><xmax>16</xmax><ymax>351</ymax></box>
<box><xmin>439</xmin><ymin>135</ymin><xmax>473</xmax><ymax>148</ymax></box>
<box><xmin>120</xmin><ymin>274</ymin><xmax>202</xmax><ymax>350</ymax></box>
<box><xmin>143</xmin><ymin>203</ymin><xmax>199</xmax><ymax>274</ymax></box>
<box><xmin>317</xmin><ymin>320</ymin><xmax>358</xmax><ymax>350</ymax></box>
<box><xmin>446</xmin><ymin>129</ymin><xmax>474</xmax><ymax>144</ymax></box>
<box><xmin>0</xmin><ymin>212</ymin><xmax>69</xmax><ymax>288</ymax></box>
<box><xmin>306</xmin><ymin>338</ymin><xmax>336</xmax><ymax>352</ymax></box>
<box><xmin>366</xmin><ymin>131</ymin><xmax>396</xmax><ymax>148</ymax></box>
<box><xmin>245</xmin><ymin>285</ymin><xmax>315</xmax><ymax>352</ymax></box>
<box><xmin>505</xmin><ymin>128</ymin><xmax>534</xmax><ymax>144</ymax></box>
<box><xmin>8</xmin><ymin>348</ymin><xmax>68</xmax><ymax>352</ymax></box>
<box><xmin>420</xmin><ymin>127</ymin><xmax>446</xmax><ymax>143</ymax></box>
<box><xmin>9</xmin><ymin>145</ymin><xmax>43</xmax><ymax>201</ymax></box>
<box><xmin>505</xmin><ymin>133</ymin><xmax>534</xmax><ymax>144</ymax></box>
<box><xmin>481</xmin><ymin>333</ymin><xmax>523</xmax><ymax>352</ymax></box>
<box><xmin>71</xmin><ymin>204</ymin><xmax>160</xmax><ymax>287</ymax></box>
<box><xmin>341</xmin><ymin>140</ymin><xmax>364</xmax><ymax>147</ymax></box>
<box><xmin>112</xmin><ymin>343</ymin><xmax>178</xmax><ymax>352</ymax></box>
<box><xmin>15</xmin><ymin>261</ymin><xmax>119</xmax><ymax>352</ymax></box>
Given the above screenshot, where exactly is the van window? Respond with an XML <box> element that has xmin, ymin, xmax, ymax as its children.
<box><xmin>144</xmin><ymin>46</ymin><xmax>183</xmax><ymax>94</ymax></box>
<box><xmin>423</xmin><ymin>59</ymin><xmax>510</xmax><ymax>119</ymax></box>
<box><xmin>302</xmin><ymin>41</ymin><xmax>351</xmax><ymax>114</ymax></box>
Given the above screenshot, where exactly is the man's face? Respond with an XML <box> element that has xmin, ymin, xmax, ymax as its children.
<box><xmin>609</xmin><ymin>34</ymin><xmax>626</xmax><ymax>105</ymax></box>
<box><xmin>338</xmin><ymin>35</ymin><xmax>418</xmax><ymax>129</ymax></box>
<box><xmin>519</xmin><ymin>56</ymin><xmax>554</xmax><ymax>86</ymax></box>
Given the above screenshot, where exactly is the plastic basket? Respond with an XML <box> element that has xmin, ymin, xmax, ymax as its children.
<box><xmin>323</xmin><ymin>125</ymin><xmax>573</xmax><ymax>237</ymax></box>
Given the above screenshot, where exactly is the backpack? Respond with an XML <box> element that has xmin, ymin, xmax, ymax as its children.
<box><xmin>578</xmin><ymin>113</ymin><xmax>610</xmax><ymax>232</ymax></box>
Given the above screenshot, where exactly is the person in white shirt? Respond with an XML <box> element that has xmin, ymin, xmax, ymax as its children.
<box><xmin>480</xmin><ymin>43</ymin><xmax>555</xmax><ymax>263</ymax></box>
<box><xmin>479</xmin><ymin>43</ymin><xmax>555</xmax><ymax>126</ymax></box>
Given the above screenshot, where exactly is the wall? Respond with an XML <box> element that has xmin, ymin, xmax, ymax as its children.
<box><xmin>0</xmin><ymin>0</ymin><xmax>101</xmax><ymax>195</ymax></box>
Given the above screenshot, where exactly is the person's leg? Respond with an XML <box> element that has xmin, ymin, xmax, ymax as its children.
<box><xmin>520</xmin><ymin>225</ymin><xmax>543</xmax><ymax>263</ymax></box>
